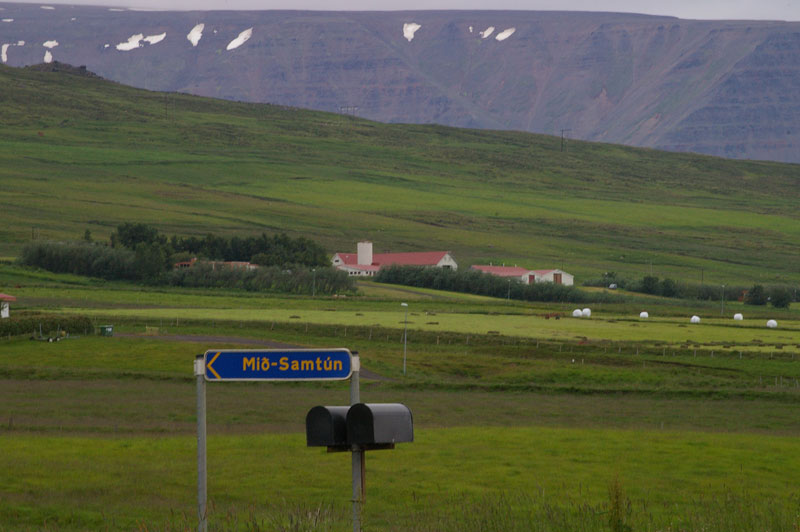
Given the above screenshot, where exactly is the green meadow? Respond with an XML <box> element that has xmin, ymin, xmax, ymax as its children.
<box><xmin>2</xmin><ymin>64</ymin><xmax>800</xmax><ymax>284</ymax></box>
<box><xmin>2</xmin><ymin>62</ymin><xmax>800</xmax><ymax>529</ymax></box>
<box><xmin>2</xmin><ymin>264</ymin><xmax>800</xmax><ymax>530</ymax></box>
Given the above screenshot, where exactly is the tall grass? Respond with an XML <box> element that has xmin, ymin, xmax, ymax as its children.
<box><xmin>390</xmin><ymin>489</ymin><xmax>800</xmax><ymax>531</ymax></box>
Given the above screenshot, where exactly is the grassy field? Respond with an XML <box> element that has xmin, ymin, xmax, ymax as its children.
<box><xmin>3</xmin><ymin>61</ymin><xmax>800</xmax><ymax>529</ymax></box>
<box><xmin>2</xmin><ymin>264</ymin><xmax>800</xmax><ymax>530</ymax></box>
<box><xmin>2</xmin><ymin>64</ymin><xmax>800</xmax><ymax>285</ymax></box>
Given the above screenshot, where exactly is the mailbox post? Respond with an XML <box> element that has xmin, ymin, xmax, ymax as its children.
<box><xmin>346</xmin><ymin>403</ymin><xmax>414</xmax><ymax>448</ymax></box>
<box><xmin>306</xmin><ymin>398</ymin><xmax>413</xmax><ymax>532</ymax></box>
<box><xmin>350</xmin><ymin>356</ymin><xmax>364</xmax><ymax>532</ymax></box>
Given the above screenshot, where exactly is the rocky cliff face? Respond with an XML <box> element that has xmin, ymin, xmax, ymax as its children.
<box><xmin>2</xmin><ymin>4</ymin><xmax>798</xmax><ymax>162</ymax></box>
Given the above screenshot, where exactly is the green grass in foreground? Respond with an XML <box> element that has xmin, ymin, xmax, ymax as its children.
<box><xmin>2</xmin><ymin>267</ymin><xmax>800</xmax><ymax>529</ymax></box>
<box><xmin>2</xmin><ymin>429</ymin><xmax>799</xmax><ymax>531</ymax></box>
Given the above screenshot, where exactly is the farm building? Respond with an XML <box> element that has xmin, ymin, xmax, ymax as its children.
<box><xmin>472</xmin><ymin>265</ymin><xmax>574</xmax><ymax>286</ymax></box>
<box><xmin>331</xmin><ymin>241</ymin><xmax>458</xmax><ymax>277</ymax></box>
<box><xmin>531</xmin><ymin>269</ymin><xmax>574</xmax><ymax>286</ymax></box>
<box><xmin>0</xmin><ymin>293</ymin><xmax>16</xmax><ymax>319</ymax></box>
<box><xmin>471</xmin><ymin>265</ymin><xmax>536</xmax><ymax>284</ymax></box>
<box><xmin>173</xmin><ymin>258</ymin><xmax>258</xmax><ymax>271</ymax></box>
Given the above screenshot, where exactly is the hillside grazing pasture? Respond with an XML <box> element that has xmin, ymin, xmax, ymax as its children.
<box><xmin>2</xmin><ymin>65</ymin><xmax>800</xmax><ymax>284</ymax></box>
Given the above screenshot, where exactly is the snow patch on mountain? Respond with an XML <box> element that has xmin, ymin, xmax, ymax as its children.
<box><xmin>116</xmin><ymin>34</ymin><xmax>143</xmax><ymax>51</ymax></box>
<box><xmin>496</xmin><ymin>28</ymin><xmax>515</xmax><ymax>41</ymax></box>
<box><xmin>187</xmin><ymin>23</ymin><xmax>204</xmax><ymax>47</ymax></box>
<box><xmin>226</xmin><ymin>27</ymin><xmax>252</xmax><ymax>50</ymax></box>
<box><xmin>403</xmin><ymin>22</ymin><xmax>421</xmax><ymax>42</ymax></box>
<box><xmin>144</xmin><ymin>32</ymin><xmax>166</xmax><ymax>45</ymax></box>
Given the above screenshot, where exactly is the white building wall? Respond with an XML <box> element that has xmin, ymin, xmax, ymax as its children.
<box><xmin>357</xmin><ymin>241</ymin><xmax>373</xmax><ymax>265</ymax></box>
<box><xmin>436</xmin><ymin>253</ymin><xmax>458</xmax><ymax>271</ymax></box>
<box><xmin>535</xmin><ymin>270</ymin><xmax>574</xmax><ymax>286</ymax></box>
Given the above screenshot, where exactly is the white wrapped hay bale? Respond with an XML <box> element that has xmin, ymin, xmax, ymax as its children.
<box><xmin>572</xmin><ymin>309</ymin><xmax>583</xmax><ymax>318</ymax></box>
<box><xmin>733</xmin><ymin>313</ymin><xmax>743</xmax><ymax>321</ymax></box>
<box><xmin>581</xmin><ymin>308</ymin><xmax>591</xmax><ymax>318</ymax></box>
<box><xmin>639</xmin><ymin>311</ymin><xmax>649</xmax><ymax>319</ymax></box>
<box><xmin>766</xmin><ymin>320</ymin><xmax>778</xmax><ymax>329</ymax></box>
<box><xmin>690</xmin><ymin>315</ymin><xmax>701</xmax><ymax>324</ymax></box>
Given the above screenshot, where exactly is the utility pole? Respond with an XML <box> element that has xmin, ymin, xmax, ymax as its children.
<box><xmin>401</xmin><ymin>303</ymin><xmax>408</xmax><ymax>375</ymax></box>
<box><xmin>560</xmin><ymin>129</ymin><xmax>572</xmax><ymax>152</ymax></box>
<box><xmin>721</xmin><ymin>284</ymin><xmax>726</xmax><ymax>317</ymax></box>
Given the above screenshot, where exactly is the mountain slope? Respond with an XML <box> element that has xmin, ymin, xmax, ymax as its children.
<box><xmin>1</xmin><ymin>5</ymin><xmax>799</xmax><ymax>162</ymax></box>
<box><xmin>1</xmin><ymin>63</ymin><xmax>799</xmax><ymax>284</ymax></box>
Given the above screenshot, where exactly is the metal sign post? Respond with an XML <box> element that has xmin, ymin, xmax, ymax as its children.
<box><xmin>350</xmin><ymin>355</ymin><xmax>363</xmax><ymax>532</ymax></box>
<box><xmin>194</xmin><ymin>355</ymin><xmax>207</xmax><ymax>532</ymax></box>
<box><xmin>196</xmin><ymin>348</ymin><xmax>354</xmax><ymax>531</ymax></box>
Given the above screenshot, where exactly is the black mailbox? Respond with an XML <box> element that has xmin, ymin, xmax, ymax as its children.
<box><xmin>346</xmin><ymin>403</ymin><xmax>413</xmax><ymax>449</ymax></box>
<box><xmin>306</xmin><ymin>406</ymin><xmax>350</xmax><ymax>449</ymax></box>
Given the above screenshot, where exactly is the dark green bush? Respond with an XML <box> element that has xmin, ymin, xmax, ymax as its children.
<box><xmin>770</xmin><ymin>287</ymin><xmax>792</xmax><ymax>309</ymax></box>
<box><xmin>640</xmin><ymin>275</ymin><xmax>660</xmax><ymax>295</ymax></box>
<box><xmin>163</xmin><ymin>264</ymin><xmax>353</xmax><ymax>295</ymax></box>
<box><xmin>745</xmin><ymin>285</ymin><xmax>768</xmax><ymax>305</ymax></box>
<box><xmin>0</xmin><ymin>314</ymin><xmax>94</xmax><ymax>338</ymax></box>
<box><xmin>19</xmin><ymin>241</ymin><xmax>139</xmax><ymax>280</ymax></box>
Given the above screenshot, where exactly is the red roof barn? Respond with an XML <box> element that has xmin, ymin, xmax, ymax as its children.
<box><xmin>331</xmin><ymin>242</ymin><xmax>458</xmax><ymax>277</ymax></box>
<box><xmin>0</xmin><ymin>293</ymin><xmax>16</xmax><ymax>319</ymax></box>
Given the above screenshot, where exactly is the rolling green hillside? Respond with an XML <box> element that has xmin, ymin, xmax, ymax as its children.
<box><xmin>2</xmin><ymin>63</ymin><xmax>799</xmax><ymax>283</ymax></box>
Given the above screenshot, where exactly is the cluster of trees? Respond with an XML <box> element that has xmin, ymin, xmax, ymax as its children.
<box><xmin>586</xmin><ymin>273</ymin><xmax>793</xmax><ymax>308</ymax></box>
<box><xmin>20</xmin><ymin>223</ymin><xmax>348</xmax><ymax>294</ymax></box>
<box><xmin>106</xmin><ymin>223</ymin><xmax>329</xmax><ymax>268</ymax></box>
<box><xmin>20</xmin><ymin>241</ymin><xmax>140</xmax><ymax>280</ymax></box>
<box><xmin>743</xmin><ymin>284</ymin><xmax>793</xmax><ymax>309</ymax></box>
<box><xmin>375</xmin><ymin>265</ymin><xmax>615</xmax><ymax>303</ymax></box>
<box><xmin>164</xmin><ymin>263</ymin><xmax>353</xmax><ymax>294</ymax></box>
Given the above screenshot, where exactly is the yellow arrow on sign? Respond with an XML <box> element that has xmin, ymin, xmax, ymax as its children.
<box><xmin>206</xmin><ymin>351</ymin><xmax>222</xmax><ymax>380</ymax></box>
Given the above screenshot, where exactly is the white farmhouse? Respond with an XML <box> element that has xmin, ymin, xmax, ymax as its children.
<box><xmin>471</xmin><ymin>265</ymin><xmax>574</xmax><ymax>286</ymax></box>
<box><xmin>530</xmin><ymin>269</ymin><xmax>574</xmax><ymax>286</ymax></box>
<box><xmin>331</xmin><ymin>241</ymin><xmax>457</xmax><ymax>277</ymax></box>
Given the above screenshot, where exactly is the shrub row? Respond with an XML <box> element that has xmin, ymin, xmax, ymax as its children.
<box><xmin>585</xmin><ymin>274</ymin><xmax>794</xmax><ymax>308</ymax></box>
<box><xmin>19</xmin><ymin>241</ymin><xmax>140</xmax><ymax>280</ymax></box>
<box><xmin>18</xmin><ymin>241</ymin><xmax>353</xmax><ymax>295</ymax></box>
<box><xmin>0</xmin><ymin>314</ymin><xmax>94</xmax><ymax>338</ymax></box>
<box><xmin>375</xmin><ymin>265</ymin><xmax>616</xmax><ymax>303</ymax></box>
<box><xmin>163</xmin><ymin>264</ymin><xmax>354</xmax><ymax>295</ymax></box>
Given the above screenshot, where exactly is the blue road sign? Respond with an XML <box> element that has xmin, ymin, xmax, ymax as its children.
<box><xmin>204</xmin><ymin>348</ymin><xmax>353</xmax><ymax>381</ymax></box>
